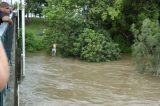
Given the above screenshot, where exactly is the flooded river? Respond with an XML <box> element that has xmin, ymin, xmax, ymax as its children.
<box><xmin>20</xmin><ymin>53</ymin><xmax>160</xmax><ymax>106</ymax></box>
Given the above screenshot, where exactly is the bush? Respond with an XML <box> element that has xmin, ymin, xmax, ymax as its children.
<box><xmin>18</xmin><ymin>31</ymin><xmax>44</xmax><ymax>52</ymax></box>
<box><xmin>132</xmin><ymin>18</ymin><xmax>160</xmax><ymax>75</ymax></box>
<box><xmin>73</xmin><ymin>28</ymin><xmax>120</xmax><ymax>62</ymax></box>
<box><xmin>25</xmin><ymin>32</ymin><xmax>37</xmax><ymax>52</ymax></box>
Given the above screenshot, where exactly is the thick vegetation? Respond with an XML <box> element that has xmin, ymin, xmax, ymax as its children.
<box><xmin>43</xmin><ymin>0</ymin><xmax>122</xmax><ymax>62</ymax></box>
<box><xmin>24</xmin><ymin>0</ymin><xmax>160</xmax><ymax>74</ymax></box>
<box><xmin>132</xmin><ymin>19</ymin><xmax>160</xmax><ymax>75</ymax></box>
<box><xmin>73</xmin><ymin>28</ymin><xmax>120</xmax><ymax>62</ymax></box>
<box><xmin>23</xmin><ymin>18</ymin><xmax>45</xmax><ymax>52</ymax></box>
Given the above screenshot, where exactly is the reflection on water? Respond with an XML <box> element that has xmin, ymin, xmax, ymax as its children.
<box><xmin>20</xmin><ymin>53</ymin><xmax>160</xmax><ymax>106</ymax></box>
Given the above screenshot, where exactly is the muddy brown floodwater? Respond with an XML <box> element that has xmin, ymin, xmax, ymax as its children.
<box><xmin>20</xmin><ymin>53</ymin><xmax>160</xmax><ymax>106</ymax></box>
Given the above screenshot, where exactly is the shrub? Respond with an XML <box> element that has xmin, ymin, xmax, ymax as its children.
<box><xmin>73</xmin><ymin>28</ymin><xmax>120</xmax><ymax>62</ymax></box>
<box><xmin>132</xmin><ymin>18</ymin><xmax>160</xmax><ymax>75</ymax></box>
<box><xmin>18</xmin><ymin>31</ymin><xmax>44</xmax><ymax>52</ymax></box>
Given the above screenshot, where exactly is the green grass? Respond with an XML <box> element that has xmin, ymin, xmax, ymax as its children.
<box><xmin>26</xmin><ymin>18</ymin><xmax>47</xmax><ymax>40</ymax></box>
<box><xmin>25</xmin><ymin>18</ymin><xmax>47</xmax><ymax>52</ymax></box>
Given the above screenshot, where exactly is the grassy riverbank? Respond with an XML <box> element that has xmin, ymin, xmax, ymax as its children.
<box><xmin>25</xmin><ymin>18</ymin><xmax>47</xmax><ymax>52</ymax></box>
<box><xmin>26</xmin><ymin>18</ymin><xmax>46</xmax><ymax>38</ymax></box>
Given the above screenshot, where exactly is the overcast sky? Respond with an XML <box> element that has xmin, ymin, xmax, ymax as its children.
<box><xmin>2</xmin><ymin>0</ymin><xmax>17</xmax><ymax>4</ymax></box>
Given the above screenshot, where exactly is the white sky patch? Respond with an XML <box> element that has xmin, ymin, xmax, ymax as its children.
<box><xmin>2</xmin><ymin>0</ymin><xmax>17</xmax><ymax>4</ymax></box>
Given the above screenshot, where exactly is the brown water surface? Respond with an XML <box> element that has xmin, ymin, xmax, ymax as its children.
<box><xmin>20</xmin><ymin>53</ymin><xmax>160</xmax><ymax>106</ymax></box>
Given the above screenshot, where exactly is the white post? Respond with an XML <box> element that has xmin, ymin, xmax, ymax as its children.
<box><xmin>17</xmin><ymin>0</ymin><xmax>19</xmax><ymax>37</ymax></box>
<box><xmin>21</xmin><ymin>0</ymin><xmax>25</xmax><ymax>77</ymax></box>
<box><xmin>17</xmin><ymin>1</ymin><xmax>20</xmax><ymax>106</ymax></box>
<box><xmin>16</xmin><ymin>1</ymin><xmax>20</xmax><ymax>106</ymax></box>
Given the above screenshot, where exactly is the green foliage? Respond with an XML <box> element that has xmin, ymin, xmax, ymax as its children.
<box><xmin>43</xmin><ymin>0</ymin><xmax>85</xmax><ymax>55</ymax></box>
<box><xmin>73</xmin><ymin>28</ymin><xmax>120</xmax><ymax>62</ymax></box>
<box><xmin>25</xmin><ymin>32</ymin><xmax>40</xmax><ymax>52</ymax></box>
<box><xmin>24</xmin><ymin>18</ymin><xmax>46</xmax><ymax>52</ymax></box>
<box><xmin>43</xmin><ymin>0</ymin><xmax>160</xmax><ymax>65</ymax></box>
<box><xmin>132</xmin><ymin>18</ymin><xmax>160</xmax><ymax>75</ymax></box>
<box><xmin>18</xmin><ymin>31</ymin><xmax>44</xmax><ymax>52</ymax></box>
<box><xmin>113</xmin><ymin>35</ymin><xmax>131</xmax><ymax>53</ymax></box>
<box><xmin>26</xmin><ymin>0</ymin><xmax>47</xmax><ymax>17</ymax></box>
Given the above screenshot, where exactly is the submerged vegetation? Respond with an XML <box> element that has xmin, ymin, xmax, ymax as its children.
<box><xmin>132</xmin><ymin>19</ymin><xmax>160</xmax><ymax>75</ymax></box>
